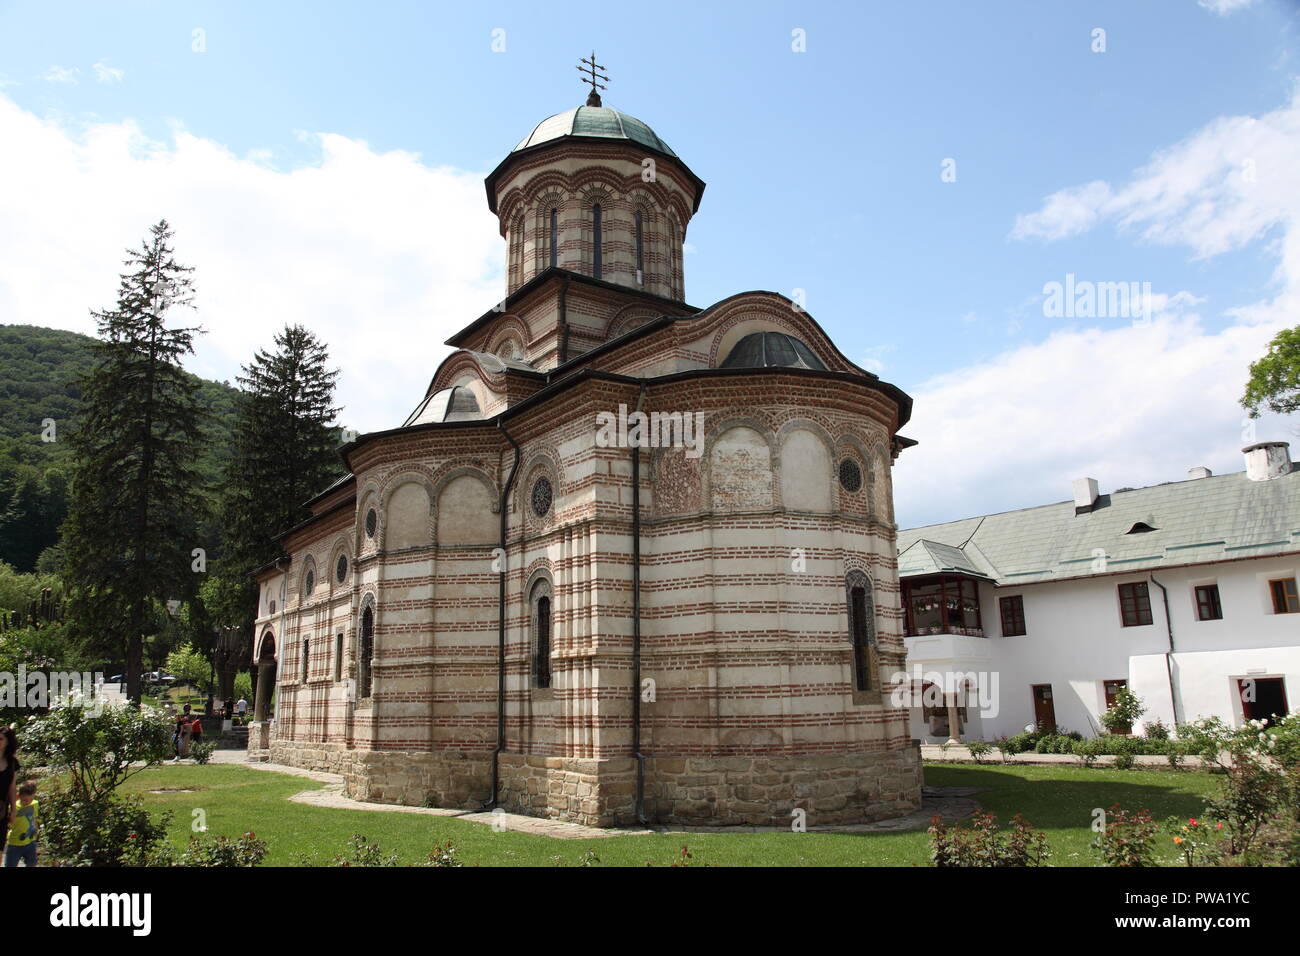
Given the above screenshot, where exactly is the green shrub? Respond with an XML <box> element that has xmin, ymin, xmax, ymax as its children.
<box><xmin>24</xmin><ymin>700</ymin><xmax>173</xmax><ymax>803</ymax></box>
<box><xmin>966</xmin><ymin>739</ymin><xmax>992</xmax><ymax>763</ymax></box>
<box><xmin>134</xmin><ymin>831</ymin><xmax>269</xmax><ymax>867</ymax></box>
<box><xmin>1000</xmin><ymin>732</ymin><xmax>1036</xmax><ymax>756</ymax></box>
<box><xmin>41</xmin><ymin>784</ymin><xmax>172</xmax><ymax>867</ymax></box>
<box><xmin>1101</xmin><ymin>687</ymin><xmax>1146</xmax><ymax>734</ymax></box>
<box><xmin>929</xmin><ymin>811</ymin><xmax>1050</xmax><ymax>867</ymax></box>
<box><xmin>190</xmin><ymin>739</ymin><xmax>217</xmax><ymax>764</ymax></box>
<box><xmin>422</xmin><ymin>840</ymin><xmax>465</xmax><ymax>867</ymax></box>
<box><xmin>331</xmin><ymin>834</ymin><xmax>400</xmax><ymax>867</ymax></box>
<box><xmin>1144</xmin><ymin>719</ymin><xmax>1170</xmax><ymax>741</ymax></box>
<box><xmin>1072</xmin><ymin>737</ymin><xmax>1105</xmax><ymax>768</ymax></box>
<box><xmin>1111</xmin><ymin>735</ymin><xmax>1140</xmax><ymax>770</ymax></box>
<box><xmin>1093</xmin><ymin>806</ymin><xmax>1159</xmax><ymax>866</ymax></box>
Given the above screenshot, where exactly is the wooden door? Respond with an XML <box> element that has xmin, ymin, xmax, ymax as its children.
<box><xmin>1032</xmin><ymin>684</ymin><xmax>1056</xmax><ymax>732</ymax></box>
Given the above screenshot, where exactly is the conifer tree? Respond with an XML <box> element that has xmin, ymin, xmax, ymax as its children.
<box><xmin>63</xmin><ymin>220</ymin><xmax>207</xmax><ymax>702</ymax></box>
<box><xmin>214</xmin><ymin>325</ymin><xmax>342</xmax><ymax>660</ymax></box>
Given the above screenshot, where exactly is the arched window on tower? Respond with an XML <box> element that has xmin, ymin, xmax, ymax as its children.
<box><xmin>846</xmin><ymin>571</ymin><xmax>877</xmax><ymax>692</ymax></box>
<box><xmin>549</xmin><ymin>207</ymin><xmax>558</xmax><ymax>269</ymax></box>
<box><xmin>358</xmin><ymin>604</ymin><xmax>375</xmax><ymax>699</ymax></box>
<box><xmin>530</xmin><ymin>578</ymin><xmax>553</xmax><ymax>689</ymax></box>
<box><xmin>592</xmin><ymin>203</ymin><xmax>602</xmax><ymax>280</ymax></box>
<box><xmin>301</xmin><ymin>636</ymin><xmax>310</xmax><ymax>683</ymax></box>
<box><xmin>634</xmin><ymin>209</ymin><xmax>644</xmax><ymax>285</ymax></box>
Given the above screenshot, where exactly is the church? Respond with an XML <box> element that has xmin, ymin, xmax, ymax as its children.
<box><xmin>248</xmin><ymin>61</ymin><xmax>923</xmax><ymax>827</ymax></box>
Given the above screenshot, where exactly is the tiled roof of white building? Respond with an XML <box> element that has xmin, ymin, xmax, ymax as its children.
<box><xmin>897</xmin><ymin>461</ymin><xmax>1300</xmax><ymax>585</ymax></box>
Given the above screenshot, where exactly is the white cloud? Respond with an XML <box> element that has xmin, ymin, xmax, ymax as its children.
<box><xmin>1198</xmin><ymin>0</ymin><xmax>1260</xmax><ymax>16</ymax></box>
<box><xmin>896</xmin><ymin>88</ymin><xmax>1300</xmax><ymax>527</ymax></box>
<box><xmin>93</xmin><ymin>61</ymin><xmax>125</xmax><ymax>84</ymax></box>
<box><xmin>0</xmin><ymin>95</ymin><xmax>504</xmax><ymax>434</ymax></box>
<box><xmin>860</xmin><ymin>344</ymin><xmax>895</xmax><ymax>374</ymax></box>
<box><xmin>42</xmin><ymin>66</ymin><xmax>80</xmax><ymax>84</ymax></box>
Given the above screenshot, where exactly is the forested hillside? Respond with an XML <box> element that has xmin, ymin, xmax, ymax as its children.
<box><xmin>0</xmin><ymin>324</ymin><xmax>242</xmax><ymax>571</ymax></box>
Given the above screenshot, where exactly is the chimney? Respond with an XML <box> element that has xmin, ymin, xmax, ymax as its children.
<box><xmin>1187</xmin><ymin>466</ymin><xmax>1212</xmax><ymax>480</ymax></box>
<box><xmin>1072</xmin><ymin>476</ymin><xmax>1100</xmax><ymax>515</ymax></box>
<box><xmin>1243</xmin><ymin>441</ymin><xmax>1292</xmax><ymax>481</ymax></box>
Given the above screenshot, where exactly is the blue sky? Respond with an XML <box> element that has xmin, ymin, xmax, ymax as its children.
<box><xmin>1</xmin><ymin>0</ymin><xmax>1297</xmax><ymax>525</ymax></box>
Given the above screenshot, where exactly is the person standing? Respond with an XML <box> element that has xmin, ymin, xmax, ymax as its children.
<box><xmin>235</xmin><ymin>697</ymin><xmax>248</xmax><ymax>725</ymax></box>
<box><xmin>4</xmin><ymin>781</ymin><xmax>38</xmax><ymax>867</ymax></box>
<box><xmin>175</xmin><ymin>704</ymin><xmax>194</xmax><ymax>759</ymax></box>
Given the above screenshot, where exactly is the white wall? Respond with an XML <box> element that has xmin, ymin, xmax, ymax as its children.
<box><xmin>903</xmin><ymin>555</ymin><xmax>1300</xmax><ymax>741</ymax></box>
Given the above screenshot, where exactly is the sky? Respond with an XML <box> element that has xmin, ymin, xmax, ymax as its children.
<box><xmin>0</xmin><ymin>0</ymin><xmax>1297</xmax><ymax>527</ymax></box>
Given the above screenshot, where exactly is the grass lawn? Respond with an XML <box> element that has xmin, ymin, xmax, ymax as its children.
<box><xmin>118</xmin><ymin>760</ymin><xmax>1222</xmax><ymax>867</ymax></box>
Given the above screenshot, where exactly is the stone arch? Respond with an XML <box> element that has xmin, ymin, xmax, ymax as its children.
<box><xmin>605</xmin><ymin>303</ymin><xmax>663</xmax><ymax>340</ymax></box>
<box><xmin>532</xmin><ymin>186</ymin><xmax>569</xmax><ymax>275</ymax></box>
<box><xmin>579</xmin><ymin>182</ymin><xmax>617</xmax><ymax>279</ymax></box>
<box><xmin>380</xmin><ymin>473</ymin><xmax>436</xmax><ymax>551</ymax></box>
<box><xmin>328</xmin><ymin>534</ymin><xmax>352</xmax><ymax>590</ymax></box>
<box><xmin>845</xmin><ymin>568</ymin><xmax>879</xmax><ymax>692</ymax></box>
<box><xmin>356</xmin><ymin>480</ymin><xmax>381</xmax><ymax>553</ymax></box>
<box><xmin>833</xmin><ymin>432</ymin><xmax>873</xmax><ymax>517</ymax></box>
<box><xmin>253</xmin><ymin>629</ymin><xmax>277</xmax><ymax>723</ymax></box>
<box><xmin>867</xmin><ymin>442</ymin><xmax>893</xmax><ymax>524</ymax></box>
<box><xmin>435</xmin><ymin>469</ymin><xmax>498</xmax><ymax>547</ymax></box>
<box><xmin>524</xmin><ymin>567</ymin><xmax>555</xmax><ymax>689</ymax></box>
<box><xmin>705</xmin><ymin>418</ymin><xmax>777</xmax><ymax>513</ymax></box>
<box><xmin>357</xmin><ymin>594</ymin><xmax>376</xmax><ymax>700</ymax></box>
<box><xmin>299</xmin><ymin>554</ymin><xmax>318</xmax><ymax>602</ymax></box>
<box><xmin>778</xmin><ymin>420</ymin><xmax>835</xmax><ymax>513</ymax></box>
<box><xmin>483</xmin><ymin>316</ymin><xmax>532</xmax><ymax>359</ymax></box>
<box><xmin>514</xmin><ymin>447</ymin><xmax>563</xmax><ymax>525</ymax></box>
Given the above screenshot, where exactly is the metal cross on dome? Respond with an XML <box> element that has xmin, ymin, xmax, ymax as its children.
<box><xmin>577</xmin><ymin>51</ymin><xmax>608</xmax><ymax>106</ymax></box>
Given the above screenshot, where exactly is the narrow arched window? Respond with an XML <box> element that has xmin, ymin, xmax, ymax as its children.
<box><xmin>536</xmin><ymin>595</ymin><xmax>552</xmax><ymax>688</ymax></box>
<box><xmin>847</xmin><ymin>572</ymin><xmax>876</xmax><ymax>692</ymax></box>
<box><xmin>359</xmin><ymin>604</ymin><xmax>375</xmax><ymax>698</ymax></box>
<box><xmin>634</xmin><ymin>209</ymin><xmax>644</xmax><ymax>284</ymax></box>
<box><xmin>549</xmin><ymin>207</ymin><xmax>558</xmax><ymax>269</ymax></box>
<box><xmin>592</xmin><ymin>203</ymin><xmax>602</xmax><ymax>280</ymax></box>
<box><xmin>301</xmin><ymin>637</ymin><xmax>310</xmax><ymax>682</ymax></box>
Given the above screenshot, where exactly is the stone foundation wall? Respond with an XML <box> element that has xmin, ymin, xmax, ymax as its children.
<box><xmin>643</xmin><ymin>745</ymin><xmax>923</xmax><ymax>827</ymax></box>
<box><xmin>263</xmin><ymin>738</ymin><xmax>922</xmax><ymax>829</ymax></box>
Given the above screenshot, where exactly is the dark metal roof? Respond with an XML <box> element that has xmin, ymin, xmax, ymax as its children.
<box><xmin>720</xmin><ymin>331</ymin><xmax>827</xmax><ymax>371</ymax></box>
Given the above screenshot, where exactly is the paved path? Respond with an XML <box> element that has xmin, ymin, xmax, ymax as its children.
<box><xmin>921</xmin><ymin>744</ymin><xmax>1209</xmax><ymax>768</ymax></box>
<box><xmin>201</xmin><ymin>750</ymin><xmax>976</xmax><ymax>838</ymax></box>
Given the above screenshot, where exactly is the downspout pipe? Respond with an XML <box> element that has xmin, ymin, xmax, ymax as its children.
<box><xmin>1148</xmin><ymin>574</ymin><xmax>1184</xmax><ymax>729</ymax></box>
<box><xmin>631</xmin><ymin>383</ymin><xmax>648</xmax><ymax>824</ymax></box>
<box><xmin>490</xmin><ymin>420</ymin><xmax>522</xmax><ymax>809</ymax></box>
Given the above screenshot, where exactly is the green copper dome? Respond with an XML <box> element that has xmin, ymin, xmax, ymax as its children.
<box><xmin>513</xmin><ymin>106</ymin><xmax>677</xmax><ymax>158</ymax></box>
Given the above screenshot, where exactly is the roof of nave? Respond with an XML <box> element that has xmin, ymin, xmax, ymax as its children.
<box><xmin>897</xmin><ymin>462</ymin><xmax>1300</xmax><ymax>586</ymax></box>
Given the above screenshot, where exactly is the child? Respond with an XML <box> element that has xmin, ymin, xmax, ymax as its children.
<box><xmin>4</xmin><ymin>781</ymin><xmax>38</xmax><ymax>867</ymax></box>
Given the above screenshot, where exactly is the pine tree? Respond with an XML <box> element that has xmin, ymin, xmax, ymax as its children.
<box><xmin>63</xmin><ymin>220</ymin><xmax>208</xmax><ymax>702</ymax></box>
<box><xmin>215</xmin><ymin>325</ymin><xmax>342</xmax><ymax>667</ymax></box>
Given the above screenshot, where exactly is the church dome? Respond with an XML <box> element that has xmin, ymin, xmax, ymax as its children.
<box><xmin>513</xmin><ymin>106</ymin><xmax>677</xmax><ymax>158</ymax></box>
<box><xmin>719</xmin><ymin>331</ymin><xmax>827</xmax><ymax>371</ymax></box>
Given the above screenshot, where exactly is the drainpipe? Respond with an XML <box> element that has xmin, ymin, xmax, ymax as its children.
<box><xmin>631</xmin><ymin>383</ymin><xmax>648</xmax><ymax>824</ymax></box>
<box><xmin>490</xmin><ymin>420</ymin><xmax>522</xmax><ymax>808</ymax></box>
<box><xmin>558</xmin><ymin>274</ymin><xmax>571</xmax><ymax>364</ymax></box>
<box><xmin>1148</xmin><ymin>574</ymin><xmax>1183</xmax><ymax>729</ymax></box>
